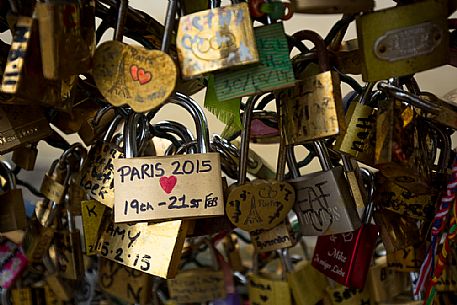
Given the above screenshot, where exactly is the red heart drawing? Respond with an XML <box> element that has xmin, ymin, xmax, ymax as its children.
<box><xmin>130</xmin><ymin>65</ymin><xmax>139</xmax><ymax>81</ymax></box>
<box><xmin>138</xmin><ymin>68</ymin><xmax>152</xmax><ymax>85</ymax></box>
<box><xmin>160</xmin><ymin>176</ymin><xmax>177</xmax><ymax>194</ymax></box>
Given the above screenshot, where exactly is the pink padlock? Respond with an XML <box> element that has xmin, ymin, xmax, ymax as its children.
<box><xmin>312</xmin><ymin>168</ymin><xmax>379</xmax><ymax>289</ymax></box>
<box><xmin>0</xmin><ymin>238</ymin><xmax>28</xmax><ymax>289</ymax></box>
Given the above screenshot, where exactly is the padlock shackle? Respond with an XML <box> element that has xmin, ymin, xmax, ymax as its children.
<box><xmin>377</xmin><ymin>82</ymin><xmax>439</xmax><ymax>114</ymax></box>
<box><xmin>313</xmin><ymin>141</ymin><xmax>332</xmax><ymax>171</ymax></box>
<box><xmin>168</xmin><ymin>92</ymin><xmax>210</xmax><ymax>154</ymax></box>
<box><xmin>239</xmin><ymin>95</ymin><xmax>262</xmax><ymax>184</ymax></box>
<box><xmin>103</xmin><ymin>113</ymin><xmax>124</xmax><ymax>142</ymax></box>
<box><xmin>359</xmin><ymin>167</ymin><xmax>375</xmax><ymax>225</ymax></box>
<box><xmin>0</xmin><ymin>161</ymin><xmax>16</xmax><ymax>191</ymax></box>
<box><xmin>113</xmin><ymin>0</ymin><xmax>128</xmax><ymax>41</ymax></box>
<box><xmin>291</xmin><ymin>30</ymin><xmax>329</xmax><ymax>72</ymax></box>
<box><xmin>124</xmin><ymin>112</ymin><xmax>145</xmax><ymax>158</ymax></box>
<box><xmin>154</xmin><ymin>120</ymin><xmax>195</xmax><ymax>149</ymax></box>
<box><xmin>162</xmin><ymin>0</ymin><xmax>177</xmax><ymax>53</ymax></box>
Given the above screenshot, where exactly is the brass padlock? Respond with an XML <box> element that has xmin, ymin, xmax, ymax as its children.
<box><xmin>331</xmin><ymin>39</ymin><xmax>363</xmax><ymax>75</ymax></box>
<box><xmin>0</xmin><ymin>161</ymin><xmax>27</xmax><ymax>232</ymax></box>
<box><xmin>22</xmin><ymin>215</ymin><xmax>56</xmax><ymax>263</ymax></box>
<box><xmin>97</xmin><ymin>111</ymin><xmax>190</xmax><ymax>279</ymax></box>
<box><xmin>281</xmin><ymin>243</ymin><xmax>328</xmax><ymax>305</ymax></box>
<box><xmin>43</xmin><ymin>251</ymin><xmax>74</xmax><ymax>301</ymax></box>
<box><xmin>11</xmin><ymin>142</ymin><xmax>38</xmax><ymax>171</ymax></box>
<box><xmin>36</xmin><ymin>0</ymin><xmax>93</xmax><ymax>80</ymax></box>
<box><xmin>374</xmin><ymin>84</ymin><xmax>431</xmax><ymax>195</ymax></box>
<box><xmin>168</xmin><ymin>239</ymin><xmax>227</xmax><ymax>303</ymax></box>
<box><xmin>99</xmin><ymin>258</ymin><xmax>152</xmax><ymax>305</ymax></box>
<box><xmin>374</xmin><ymin>173</ymin><xmax>434</xmax><ymax>220</ymax></box>
<box><xmin>334</xmin><ymin>83</ymin><xmax>377</xmax><ymax>166</ymax></box>
<box><xmin>0</xmin><ymin>105</ymin><xmax>52</xmax><ymax>155</ymax></box>
<box><xmin>356</xmin><ymin>0</ymin><xmax>449</xmax><ymax>81</ymax></box>
<box><xmin>79</xmin><ymin>114</ymin><xmax>124</xmax><ymax>209</ymax></box>
<box><xmin>279</xmin><ymin>30</ymin><xmax>345</xmax><ymax>144</ymax></box>
<box><xmin>54</xmin><ymin>209</ymin><xmax>84</xmax><ymax>280</ymax></box>
<box><xmin>81</xmin><ymin>199</ymin><xmax>108</xmax><ymax>255</ymax></box>
<box><xmin>287</xmin><ymin>142</ymin><xmax>361</xmax><ymax>236</ymax></box>
<box><xmin>251</xmin><ymin>219</ymin><xmax>296</xmax><ymax>253</ymax></box>
<box><xmin>226</xmin><ymin>97</ymin><xmax>295</xmax><ymax>232</ymax></box>
<box><xmin>113</xmin><ymin>94</ymin><xmax>225</xmax><ymax>223</ymax></box>
<box><xmin>249</xmin><ymin>251</ymin><xmax>293</xmax><ymax>305</ymax></box>
<box><xmin>1</xmin><ymin>16</ymin><xmax>63</xmax><ymax>107</ymax></box>
<box><xmin>176</xmin><ymin>2</ymin><xmax>259</xmax><ymax>78</ymax></box>
<box><xmin>290</xmin><ymin>0</ymin><xmax>374</xmax><ymax>14</ymax></box>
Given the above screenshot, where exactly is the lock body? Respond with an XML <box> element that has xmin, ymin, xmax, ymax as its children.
<box><xmin>356</xmin><ymin>0</ymin><xmax>449</xmax><ymax>81</ymax></box>
<box><xmin>12</xmin><ymin>143</ymin><xmax>38</xmax><ymax>171</ymax></box>
<box><xmin>335</xmin><ymin>101</ymin><xmax>377</xmax><ymax>166</ymax></box>
<box><xmin>251</xmin><ymin>221</ymin><xmax>295</xmax><ymax>253</ymax></box>
<box><xmin>99</xmin><ymin>258</ymin><xmax>152</xmax><ymax>305</ymax></box>
<box><xmin>0</xmin><ymin>189</ymin><xmax>27</xmax><ymax>232</ymax></box>
<box><xmin>213</xmin><ymin>22</ymin><xmax>295</xmax><ymax>100</ymax></box>
<box><xmin>168</xmin><ymin>268</ymin><xmax>227</xmax><ymax>303</ymax></box>
<box><xmin>290</xmin><ymin>166</ymin><xmax>361</xmax><ymax>236</ymax></box>
<box><xmin>176</xmin><ymin>3</ymin><xmax>259</xmax><ymax>78</ymax></box>
<box><xmin>280</xmin><ymin>71</ymin><xmax>346</xmax><ymax>144</ymax></box>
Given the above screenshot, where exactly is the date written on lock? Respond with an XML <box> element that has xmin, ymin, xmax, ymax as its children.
<box><xmin>97</xmin><ymin>220</ymin><xmax>189</xmax><ymax>278</ymax></box>
<box><xmin>113</xmin><ymin>153</ymin><xmax>224</xmax><ymax>223</ymax></box>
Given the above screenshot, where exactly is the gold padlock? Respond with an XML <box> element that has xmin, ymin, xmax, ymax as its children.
<box><xmin>356</xmin><ymin>0</ymin><xmax>449</xmax><ymax>81</ymax></box>
<box><xmin>279</xmin><ymin>30</ymin><xmax>345</xmax><ymax>144</ymax></box>
<box><xmin>176</xmin><ymin>2</ymin><xmax>259</xmax><ymax>78</ymax></box>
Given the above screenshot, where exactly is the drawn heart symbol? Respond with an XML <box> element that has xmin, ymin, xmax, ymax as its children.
<box><xmin>138</xmin><ymin>68</ymin><xmax>152</xmax><ymax>85</ymax></box>
<box><xmin>260</xmin><ymin>295</ymin><xmax>269</xmax><ymax>302</ymax></box>
<box><xmin>130</xmin><ymin>64</ymin><xmax>152</xmax><ymax>85</ymax></box>
<box><xmin>160</xmin><ymin>176</ymin><xmax>177</xmax><ymax>194</ymax></box>
<box><xmin>130</xmin><ymin>65</ymin><xmax>139</xmax><ymax>81</ymax></box>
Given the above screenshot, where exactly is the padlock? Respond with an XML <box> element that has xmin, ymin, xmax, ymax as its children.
<box><xmin>226</xmin><ymin>96</ymin><xmax>295</xmax><ymax>232</ymax></box>
<box><xmin>341</xmin><ymin>155</ymin><xmax>369</xmax><ymax>212</ymax></box>
<box><xmin>287</xmin><ymin>141</ymin><xmax>361</xmax><ymax>236</ymax></box>
<box><xmin>98</xmin><ymin>258</ymin><xmax>152</xmax><ymax>305</ymax></box>
<box><xmin>0</xmin><ymin>105</ymin><xmax>52</xmax><ymax>155</ymax></box>
<box><xmin>368</xmin><ymin>256</ymin><xmax>409</xmax><ymax>303</ymax></box>
<box><xmin>223</xmin><ymin>233</ymin><xmax>245</xmax><ymax>273</ymax></box>
<box><xmin>43</xmin><ymin>251</ymin><xmax>74</xmax><ymax>301</ymax></box>
<box><xmin>0</xmin><ymin>161</ymin><xmax>27</xmax><ymax>232</ymax></box>
<box><xmin>435</xmin><ymin>252</ymin><xmax>457</xmax><ymax>292</ymax></box>
<box><xmin>374</xmin><ymin>173</ymin><xmax>434</xmax><ymax>220</ymax></box>
<box><xmin>290</xmin><ymin>0</ymin><xmax>374</xmax><ymax>14</ymax></box>
<box><xmin>22</xmin><ymin>215</ymin><xmax>56</xmax><ymax>263</ymax></box>
<box><xmin>374</xmin><ymin>82</ymin><xmax>431</xmax><ymax>195</ymax></box>
<box><xmin>0</xmin><ymin>237</ymin><xmax>28</xmax><ymax>289</ymax></box>
<box><xmin>248</xmin><ymin>0</ymin><xmax>293</xmax><ymax>21</ymax></box>
<box><xmin>387</xmin><ymin>244</ymin><xmax>426</xmax><ymax>273</ymax></box>
<box><xmin>11</xmin><ymin>142</ymin><xmax>38</xmax><ymax>171</ymax></box>
<box><xmin>113</xmin><ymin>94</ymin><xmax>224</xmax><ymax>223</ymax></box>
<box><xmin>54</xmin><ymin>209</ymin><xmax>84</xmax><ymax>280</ymax></box>
<box><xmin>373</xmin><ymin>208</ymin><xmax>423</xmax><ymax>255</ymax></box>
<box><xmin>168</xmin><ymin>238</ymin><xmax>227</xmax><ymax>303</ymax></box>
<box><xmin>248</xmin><ymin>250</ymin><xmax>293</xmax><ymax>305</ymax></box>
<box><xmin>1</xmin><ymin>15</ymin><xmax>63</xmax><ymax>107</ymax></box>
<box><xmin>93</xmin><ymin>0</ymin><xmax>177</xmax><ymax>113</ymax></box>
<box><xmin>378</xmin><ymin>82</ymin><xmax>457</xmax><ymax>131</ymax></box>
<box><xmin>81</xmin><ymin>199</ymin><xmax>108</xmax><ymax>256</ymax></box>
<box><xmin>97</xmin><ymin>111</ymin><xmax>190</xmax><ymax>279</ymax></box>
<box><xmin>334</xmin><ymin>82</ymin><xmax>377</xmax><ymax>166</ymax></box>
<box><xmin>36</xmin><ymin>0</ymin><xmax>93</xmax><ymax>80</ymax></box>
<box><xmin>356</xmin><ymin>0</ymin><xmax>449</xmax><ymax>81</ymax></box>
<box><xmin>213</xmin><ymin>20</ymin><xmax>295</xmax><ymax>100</ymax></box>
<box><xmin>281</xmin><ymin>240</ymin><xmax>328</xmax><ymax>305</ymax></box>
<box><xmin>79</xmin><ymin>113</ymin><xmax>124</xmax><ymax>209</ymax></box>
<box><xmin>250</xmin><ymin>220</ymin><xmax>296</xmax><ymax>253</ymax></box>
<box><xmin>324</xmin><ymin>282</ymin><xmax>372</xmax><ymax>305</ymax></box>
<box><xmin>176</xmin><ymin>2</ymin><xmax>259</xmax><ymax>78</ymax></box>
<box><xmin>312</xmin><ymin>168</ymin><xmax>379</xmax><ymax>288</ymax></box>
<box><xmin>279</xmin><ymin>30</ymin><xmax>345</xmax><ymax>144</ymax></box>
